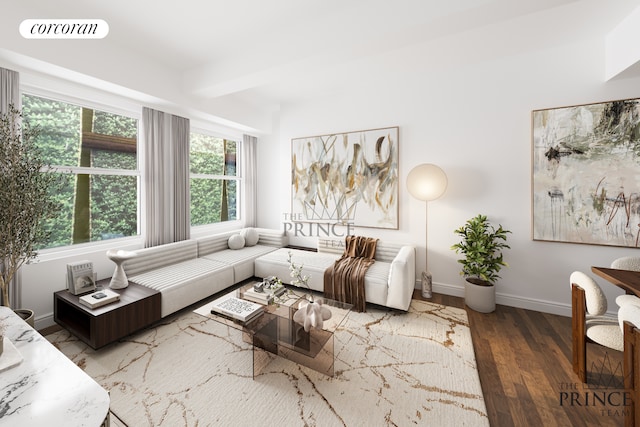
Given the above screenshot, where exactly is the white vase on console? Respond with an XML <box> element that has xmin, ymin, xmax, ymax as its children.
<box><xmin>107</xmin><ymin>250</ymin><xmax>137</xmax><ymax>289</ymax></box>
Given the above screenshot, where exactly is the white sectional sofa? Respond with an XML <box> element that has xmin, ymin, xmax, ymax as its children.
<box><xmin>122</xmin><ymin>228</ymin><xmax>287</xmax><ymax>317</ymax></box>
<box><xmin>121</xmin><ymin>230</ymin><xmax>415</xmax><ymax>317</ymax></box>
<box><xmin>254</xmin><ymin>237</ymin><xmax>416</xmax><ymax>311</ymax></box>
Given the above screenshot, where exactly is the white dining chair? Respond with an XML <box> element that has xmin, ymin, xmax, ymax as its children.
<box><xmin>611</xmin><ymin>256</ymin><xmax>640</xmax><ymax>271</ymax></box>
<box><xmin>612</xmin><ymin>257</ymin><xmax>640</xmax><ymax>308</ymax></box>
<box><xmin>570</xmin><ymin>271</ymin><xmax>623</xmax><ymax>383</ymax></box>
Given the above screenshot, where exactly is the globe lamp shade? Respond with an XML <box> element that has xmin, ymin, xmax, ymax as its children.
<box><xmin>406</xmin><ymin>164</ymin><xmax>448</xmax><ymax>201</ymax></box>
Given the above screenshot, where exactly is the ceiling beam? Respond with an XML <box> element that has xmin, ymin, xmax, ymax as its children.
<box><xmin>605</xmin><ymin>6</ymin><xmax>640</xmax><ymax>81</ymax></box>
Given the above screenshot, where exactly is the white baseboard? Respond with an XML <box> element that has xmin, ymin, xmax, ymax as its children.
<box><xmin>35</xmin><ymin>312</ymin><xmax>56</xmax><ymax>331</ymax></box>
<box><xmin>432</xmin><ymin>282</ymin><xmax>465</xmax><ymax>298</ymax></box>
<box><xmin>425</xmin><ymin>281</ymin><xmax>574</xmax><ymax>318</ymax></box>
<box><xmin>495</xmin><ymin>292</ymin><xmax>571</xmax><ymax>317</ymax></box>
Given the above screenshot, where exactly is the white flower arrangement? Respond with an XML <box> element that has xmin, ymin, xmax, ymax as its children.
<box><xmin>271</xmin><ymin>252</ymin><xmax>313</xmax><ymax>306</ymax></box>
<box><xmin>287</xmin><ymin>251</ymin><xmax>310</xmax><ymax>289</ymax></box>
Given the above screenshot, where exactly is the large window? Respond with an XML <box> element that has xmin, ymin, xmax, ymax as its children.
<box><xmin>190</xmin><ymin>132</ymin><xmax>238</xmax><ymax>226</ymax></box>
<box><xmin>22</xmin><ymin>93</ymin><xmax>139</xmax><ymax>249</ymax></box>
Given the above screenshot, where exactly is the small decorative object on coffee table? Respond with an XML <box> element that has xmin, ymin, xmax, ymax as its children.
<box><xmin>286</xmin><ymin>251</ymin><xmax>333</xmax><ymax>330</ymax></box>
<box><xmin>293</xmin><ymin>299</ymin><xmax>332</xmax><ymax>332</ymax></box>
<box><xmin>253</xmin><ymin>276</ymin><xmax>284</xmax><ymax>294</ymax></box>
<box><xmin>245</xmin><ymin>277</ymin><xmax>286</xmax><ymax>305</ymax></box>
<box><xmin>107</xmin><ymin>249</ymin><xmax>137</xmax><ymax>289</ymax></box>
<box><xmin>263</xmin><ymin>276</ymin><xmax>285</xmax><ymax>297</ymax></box>
<box><xmin>262</xmin><ymin>276</ymin><xmax>282</xmax><ymax>290</ymax></box>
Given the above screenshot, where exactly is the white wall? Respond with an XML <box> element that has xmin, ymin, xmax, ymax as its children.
<box><xmin>257</xmin><ymin>37</ymin><xmax>640</xmax><ymax>317</ymax></box>
<box><xmin>10</xmin><ymin>3</ymin><xmax>640</xmax><ymax>328</ymax></box>
<box><xmin>606</xmin><ymin>5</ymin><xmax>640</xmax><ymax>80</ymax></box>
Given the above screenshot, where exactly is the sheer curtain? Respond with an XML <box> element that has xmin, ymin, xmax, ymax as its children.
<box><xmin>1</xmin><ymin>67</ymin><xmax>21</xmax><ymax>308</ymax></box>
<box><xmin>142</xmin><ymin>107</ymin><xmax>190</xmax><ymax>247</ymax></box>
<box><xmin>0</xmin><ymin>67</ymin><xmax>20</xmax><ymax>113</ymax></box>
<box><xmin>242</xmin><ymin>134</ymin><xmax>258</xmax><ymax>227</ymax></box>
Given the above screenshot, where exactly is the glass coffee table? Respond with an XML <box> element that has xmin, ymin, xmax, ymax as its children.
<box><xmin>196</xmin><ymin>282</ymin><xmax>353</xmax><ymax>377</ymax></box>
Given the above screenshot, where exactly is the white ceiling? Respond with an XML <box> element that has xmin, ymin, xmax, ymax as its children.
<box><xmin>3</xmin><ymin>0</ymin><xmax>640</xmax><ymax>126</ymax></box>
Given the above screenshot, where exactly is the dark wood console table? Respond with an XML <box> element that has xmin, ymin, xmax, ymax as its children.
<box><xmin>54</xmin><ymin>279</ymin><xmax>161</xmax><ymax>349</ymax></box>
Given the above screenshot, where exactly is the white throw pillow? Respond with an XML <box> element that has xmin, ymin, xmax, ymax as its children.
<box><xmin>228</xmin><ymin>234</ymin><xmax>245</xmax><ymax>250</ymax></box>
<box><xmin>241</xmin><ymin>228</ymin><xmax>259</xmax><ymax>246</ymax></box>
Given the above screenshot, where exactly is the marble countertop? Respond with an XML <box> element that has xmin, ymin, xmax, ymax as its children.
<box><xmin>0</xmin><ymin>306</ymin><xmax>110</xmax><ymax>426</ymax></box>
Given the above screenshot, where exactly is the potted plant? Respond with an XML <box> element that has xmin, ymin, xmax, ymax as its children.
<box><xmin>0</xmin><ymin>105</ymin><xmax>61</xmax><ymax>325</ymax></box>
<box><xmin>451</xmin><ymin>214</ymin><xmax>511</xmax><ymax>313</ymax></box>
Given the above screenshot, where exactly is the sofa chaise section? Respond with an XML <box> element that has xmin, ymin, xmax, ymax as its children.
<box><xmin>254</xmin><ymin>237</ymin><xmax>415</xmax><ymax>311</ymax></box>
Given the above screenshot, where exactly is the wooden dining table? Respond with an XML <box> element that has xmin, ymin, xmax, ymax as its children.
<box><xmin>591</xmin><ymin>266</ymin><xmax>640</xmax><ymax>296</ymax></box>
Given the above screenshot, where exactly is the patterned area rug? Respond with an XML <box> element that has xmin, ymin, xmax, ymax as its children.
<box><xmin>47</xmin><ymin>299</ymin><xmax>488</xmax><ymax>426</ymax></box>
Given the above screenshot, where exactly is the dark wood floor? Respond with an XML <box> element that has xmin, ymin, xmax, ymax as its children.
<box><xmin>420</xmin><ymin>291</ymin><xmax>627</xmax><ymax>427</ymax></box>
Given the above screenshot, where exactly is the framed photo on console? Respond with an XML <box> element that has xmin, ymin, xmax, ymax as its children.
<box><xmin>291</xmin><ymin>126</ymin><xmax>399</xmax><ymax>230</ymax></box>
<box><xmin>67</xmin><ymin>260</ymin><xmax>96</xmax><ymax>295</ymax></box>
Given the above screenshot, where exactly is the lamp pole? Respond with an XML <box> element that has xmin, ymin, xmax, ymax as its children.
<box><xmin>406</xmin><ymin>163</ymin><xmax>447</xmax><ymax>299</ymax></box>
<box><xmin>423</xmin><ymin>199</ymin><xmax>432</xmax><ymax>298</ymax></box>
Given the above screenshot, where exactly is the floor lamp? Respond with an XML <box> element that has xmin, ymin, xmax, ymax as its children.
<box><xmin>406</xmin><ymin>163</ymin><xmax>448</xmax><ymax>298</ymax></box>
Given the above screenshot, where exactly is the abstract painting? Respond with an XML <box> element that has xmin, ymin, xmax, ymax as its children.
<box><xmin>291</xmin><ymin>127</ymin><xmax>398</xmax><ymax>229</ymax></box>
<box><xmin>532</xmin><ymin>98</ymin><xmax>640</xmax><ymax>247</ymax></box>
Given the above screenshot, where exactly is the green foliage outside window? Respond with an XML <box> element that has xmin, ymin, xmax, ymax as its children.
<box><xmin>20</xmin><ymin>94</ymin><xmax>240</xmax><ymax>249</ymax></box>
<box><xmin>22</xmin><ymin>94</ymin><xmax>139</xmax><ymax>249</ymax></box>
<box><xmin>190</xmin><ymin>133</ymin><xmax>237</xmax><ymax>226</ymax></box>
<box><xmin>93</xmin><ymin>110</ymin><xmax>137</xmax><ymax>140</ymax></box>
<box><xmin>22</xmin><ymin>96</ymin><xmax>80</xmax><ymax>166</ymax></box>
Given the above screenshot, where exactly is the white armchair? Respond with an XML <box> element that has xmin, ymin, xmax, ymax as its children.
<box><xmin>611</xmin><ymin>257</ymin><xmax>640</xmax><ymax>308</ymax></box>
<box><xmin>611</xmin><ymin>256</ymin><xmax>640</xmax><ymax>271</ymax></box>
<box><xmin>570</xmin><ymin>271</ymin><xmax>623</xmax><ymax>383</ymax></box>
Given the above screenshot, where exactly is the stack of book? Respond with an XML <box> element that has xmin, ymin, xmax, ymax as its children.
<box><xmin>243</xmin><ymin>286</ymin><xmax>286</xmax><ymax>305</ymax></box>
<box><xmin>210</xmin><ymin>296</ymin><xmax>264</xmax><ymax>322</ymax></box>
<box><xmin>79</xmin><ymin>289</ymin><xmax>120</xmax><ymax>309</ymax></box>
